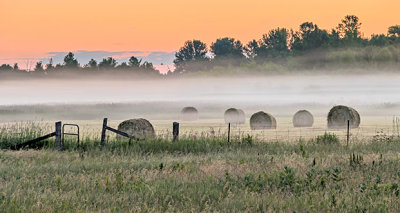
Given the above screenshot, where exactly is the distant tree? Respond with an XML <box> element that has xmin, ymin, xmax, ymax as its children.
<box><xmin>0</xmin><ymin>64</ymin><xmax>13</xmax><ymax>71</ymax></box>
<box><xmin>140</xmin><ymin>61</ymin><xmax>154</xmax><ymax>70</ymax></box>
<box><xmin>370</xmin><ymin>34</ymin><xmax>390</xmax><ymax>46</ymax></box>
<box><xmin>175</xmin><ymin>40</ymin><xmax>208</xmax><ymax>61</ymax></box>
<box><xmin>337</xmin><ymin>15</ymin><xmax>363</xmax><ymax>45</ymax></box>
<box><xmin>174</xmin><ymin>40</ymin><xmax>208</xmax><ymax>72</ymax></box>
<box><xmin>210</xmin><ymin>37</ymin><xmax>244</xmax><ymax>59</ymax></box>
<box><xmin>117</xmin><ymin>62</ymin><xmax>129</xmax><ymax>70</ymax></box>
<box><xmin>328</xmin><ymin>29</ymin><xmax>341</xmax><ymax>48</ymax></box>
<box><xmin>99</xmin><ymin>57</ymin><xmax>117</xmax><ymax>69</ymax></box>
<box><xmin>63</xmin><ymin>52</ymin><xmax>79</xmax><ymax>68</ymax></box>
<box><xmin>128</xmin><ymin>56</ymin><xmax>141</xmax><ymax>68</ymax></box>
<box><xmin>13</xmin><ymin>63</ymin><xmax>19</xmax><ymax>71</ymax></box>
<box><xmin>256</xmin><ymin>28</ymin><xmax>290</xmax><ymax>59</ymax></box>
<box><xmin>139</xmin><ymin>61</ymin><xmax>159</xmax><ymax>75</ymax></box>
<box><xmin>245</xmin><ymin>39</ymin><xmax>259</xmax><ymax>59</ymax></box>
<box><xmin>87</xmin><ymin>59</ymin><xmax>98</xmax><ymax>70</ymax></box>
<box><xmin>46</xmin><ymin>58</ymin><xmax>54</xmax><ymax>71</ymax></box>
<box><xmin>34</xmin><ymin>61</ymin><xmax>44</xmax><ymax>72</ymax></box>
<box><xmin>388</xmin><ymin>25</ymin><xmax>400</xmax><ymax>40</ymax></box>
<box><xmin>291</xmin><ymin>22</ymin><xmax>330</xmax><ymax>52</ymax></box>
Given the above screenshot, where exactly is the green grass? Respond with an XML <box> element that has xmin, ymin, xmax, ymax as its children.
<box><xmin>1</xmin><ymin>129</ymin><xmax>400</xmax><ymax>212</ymax></box>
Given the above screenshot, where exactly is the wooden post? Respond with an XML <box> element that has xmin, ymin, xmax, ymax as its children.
<box><xmin>396</xmin><ymin>117</ymin><xmax>400</xmax><ymax>137</ymax></box>
<box><xmin>173</xmin><ymin>122</ymin><xmax>179</xmax><ymax>142</ymax></box>
<box><xmin>346</xmin><ymin>120</ymin><xmax>350</xmax><ymax>147</ymax></box>
<box><xmin>228</xmin><ymin>123</ymin><xmax>231</xmax><ymax>143</ymax></box>
<box><xmin>100</xmin><ymin>118</ymin><xmax>108</xmax><ymax>149</ymax></box>
<box><xmin>55</xmin><ymin>121</ymin><xmax>62</xmax><ymax>151</ymax></box>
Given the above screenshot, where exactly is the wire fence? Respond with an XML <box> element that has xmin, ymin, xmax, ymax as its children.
<box><xmin>154</xmin><ymin>119</ymin><xmax>400</xmax><ymax>143</ymax></box>
<box><xmin>1</xmin><ymin>117</ymin><xmax>400</xmax><ymax>144</ymax></box>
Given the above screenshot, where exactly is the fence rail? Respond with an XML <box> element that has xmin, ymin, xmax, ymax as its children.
<box><xmin>100</xmin><ymin>118</ymin><xmax>138</xmax><ymax>149</ymax></box>
<box><xmin>12</xmin><ymin>121</ymin><xmax>62</xmax><ymax>151</ymax></box>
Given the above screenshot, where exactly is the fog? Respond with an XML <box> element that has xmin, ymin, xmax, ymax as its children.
<box><xmin>0</xmin><ymin>74</ymin><xmax>399</xmax><ymax>121</ymax></box>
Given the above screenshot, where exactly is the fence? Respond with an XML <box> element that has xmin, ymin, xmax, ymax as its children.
<box><xmin>7</xmin><ymin>116</ymin><xmax>400</xmax><ymax>150</ymax></box>
<box><xmin>12</xmin><ymin>121</ymin><xmax>62</xmax><ymax>150</ymax></box>
<box><xmin>154</xmin><ymin>119</ymin><xmax>400</xmax><ymax>144</ymax></box>
<box><xmin>12</xmin><ymin>121</ymin><xmax>80</xmax><ymax>151</ymax></box>
<box><xmin>100</xmin><ymin>118</ymin><xmax>138</xmax><ymax>149</ymax></box>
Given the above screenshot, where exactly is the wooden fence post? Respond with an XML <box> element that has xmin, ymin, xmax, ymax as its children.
<box><xmin>346</xmin><ymin>120</ymin><xmax>350</xmax><ymax>147</ymax></box>
<box><xmin>173</xmin><ymin>122</ymin><xmax>179</xmax><ymax>142</ymax></box>
<box><xmin>228</xmin><ymin>123</ymin><xmax>231</xmax><ymax>143</ymax></box>
<box><xmin>55</xmin><ymin>121</ymin><xmax>62</xmax><ymax>151</ymax></box>
<box><xmin>100</xmin><ymin>118</ymin><xmax>108</xmax><ymax>149</ymax></box>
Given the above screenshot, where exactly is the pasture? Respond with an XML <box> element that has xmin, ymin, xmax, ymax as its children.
<box><xmin>1</xmin><ymin>115</ymin><xmax>400</xmax><ymax>211</ymax></box>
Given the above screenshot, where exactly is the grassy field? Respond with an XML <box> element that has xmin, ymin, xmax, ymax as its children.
<box><xmin>1</xmin><ymin>119</ymin><xmax>400</xmax><ymax>212</ymax></box>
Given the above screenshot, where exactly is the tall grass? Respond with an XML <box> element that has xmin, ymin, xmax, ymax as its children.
<box><xmin>0</xmin><ymin>122</ymin><xmax>52</xmax><ymax>149</ymax></box>
<box><xmin>1</xmin><ymin>125</ymin><xmax>400</xmax><ymax>211</ymax></box>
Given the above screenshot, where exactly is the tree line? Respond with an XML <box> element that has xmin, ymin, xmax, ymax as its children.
<box><xmin>173</xmin><ymin>15</ymin><xmax>400</xmax><ymax>73</ymax></box>
<box><xmin>1</xmin><ymin>15</ymin><xmax>400</xmax><ymax>76</ymax></box>
<box><xmin>0</xmin><ymin>53</ymin><xmax>159</xmax><ymax>76</ymax></box>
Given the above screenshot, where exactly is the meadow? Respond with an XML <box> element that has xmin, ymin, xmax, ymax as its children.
<box><xmin>1</xmin><ymin>117</ymin><xmax>400</xmax><ymax>212</ymax></box>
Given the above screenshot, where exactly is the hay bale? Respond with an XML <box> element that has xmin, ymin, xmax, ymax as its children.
<box><xmin>181</xmin><ymin>106</ymin><xmax>198</xmax><ymax>121</ymax></box>
<box><xmin>117</xmin><ymin>118</ymin><xmax>155</xmax><ymax>139</ymax></box>
<box><xmin>250</xmin><ymin>111</ymin><xmax>277</xmax><ymax>130</ymax></box>
<box><xmin>238</xmin><ymin>109</ymin><xmax>245</xmax><ymax>124</ymax></box>
<box><xmin>327</xmin><ymin>105</ymin><xmax>360</xmax><ymax>129</ymax></box>
<box><xmin>293</xmin><ymin>110</ymin><xmax>314</xmax><ymax>127</ymax></box>
<box><xmin>224</xmin><ymin>108</ymin><xmax>241</xmax><ymax>124</ymax></box>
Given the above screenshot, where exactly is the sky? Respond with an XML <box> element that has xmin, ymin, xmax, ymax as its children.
<box><xmin>0</xmin><ymin>0</ymin><xmax>399</xmax><ymax>71</ymax></box>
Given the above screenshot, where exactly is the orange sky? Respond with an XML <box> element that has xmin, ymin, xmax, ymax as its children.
<box><xmin>0</xmin><ymin>0</ymin><xmax>399</xmax><ymax>65</ymax></box>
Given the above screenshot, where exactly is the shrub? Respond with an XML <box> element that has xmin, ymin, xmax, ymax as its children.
<box><xmin>315</xmin><ymin>132</ymin><xmax>340</xmax><ymax>144</ymax></box>
<box><xmin>241</xmin><ymin>134</ymin><xmax>254</xmax><ymax>146</ymax></box>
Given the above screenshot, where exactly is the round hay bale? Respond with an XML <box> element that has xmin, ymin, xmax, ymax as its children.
<box><xmin>181</xmin><ymin>106</ymin><xmax>198</xmax><ymax>121</ymax></box>
<box><xmin>250</xmin><ymin>111</ymin><xmax>277</xmax><ymax>130</ymax></box>
<box><xmin>293</xmin><ymin>110</ymin><xmax>314</xmax><ymax>127</ymax></box>
<box><xmin>117</xmin><ymin>118</ymin><xmax>155</xmax><ymax>139</ymax></box>
<box><xmin>238</xmin><ymin>109</ymin><xmax>245</xmax><ymax>124</ymax></box>
<box><xmin>224</xmin><ymin>108</ymin><xmax>241</xmax><ymax>124</ymax></box>
<box><xmin>327</xmin><ymin>105</ymin><xmax>360</xmax><ymax>129</ymax></box>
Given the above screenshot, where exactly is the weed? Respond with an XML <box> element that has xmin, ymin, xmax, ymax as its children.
<box><xmin>373</xmin><ymin>129</ymin><xmax>395</xmax><ymax>143</ymax></box>
<box><xmin>350</xmin><ymin>153</ymin><xmax>363</xmax><ymax>167</ymax></box>
<box><xmin>315</xmin><ymin>132</ymin><xmax>340</xmax><ymax>144</ymax></box>
<box><xmin>241</xmin><ymin>134</ymin><xmax>254</xmax><ymax>146</ymax></box>
<box><xmin>299</xmin><ymin>144</ymin><xmax>307</xmax><ymax>158</ymax></box>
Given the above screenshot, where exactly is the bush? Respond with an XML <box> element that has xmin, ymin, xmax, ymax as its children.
<box><xmin>315</xmin><ymin>132</ymin><xmax>340</xmax><ymax>144</ymax></box>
